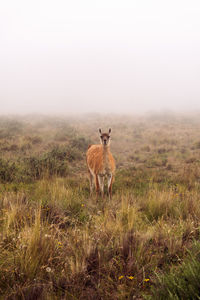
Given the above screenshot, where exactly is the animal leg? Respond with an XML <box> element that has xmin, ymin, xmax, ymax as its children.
<box><xmin>88</xmin><ymin>170</ymin><xmax>94</xmax><ymax>196</ymax></box>
<box><xmin>107</xmin><ymin>174</ymin><xmax>113</xmax><ymax>200</ymax></box>
<box><xmin>95</xmin><ymin>175</ymin><xmax>100</xmax><ymax>198</ymax></box>
<box><xmin>98</xmin><ymin>175</ymin><xmax>104</xmax><ymax>198</ymax></box>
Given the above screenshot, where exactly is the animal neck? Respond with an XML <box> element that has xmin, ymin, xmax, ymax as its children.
<box><xmin>102</xmin><ymin>145</ymin><xmax>110</xmax><ymax>161</ymax></box>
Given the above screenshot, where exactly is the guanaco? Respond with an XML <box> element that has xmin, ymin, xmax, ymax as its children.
<box><xmin>86</xmin><ymin>128</ymin><xmax>116</xmax><ymax>199</ymax></box>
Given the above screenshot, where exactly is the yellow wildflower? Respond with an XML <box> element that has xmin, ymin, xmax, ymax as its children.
<box><xmin>144</xmin><ymin>278</ymin><xmax>150</xmax><ymax>282</ymax></box>
<box><xmin>127</xmin><ymin>276</ymin><xmax>134</xmax><ymax>280</ymax></box>
<box><xmin>118</xmin><ymin>275</ymin><xmax>124</xmax><ymax>280</ymax></box>
<box><xmin>81</xmin><ymin>204</ymin><xmax>85</xmax><ymax>207</ymax></box>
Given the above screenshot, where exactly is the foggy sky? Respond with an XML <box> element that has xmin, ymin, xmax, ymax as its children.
<box><xmin>1</xmin><ymin>0</ymin><xmax>200</xmax><ymax>114</ymax></box>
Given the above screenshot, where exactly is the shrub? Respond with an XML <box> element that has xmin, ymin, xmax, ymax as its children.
<box><xmin>26</xmin><ymin>149</ymin><xmax>69</xmax><ymax>179</ymax></box>
<box><xmin>0</xmin><ymin>120</ymin><xmax>23</xmax><ymax>138</ymax></box>
<box><xmin>0</xmin><ymin>159</ymin><xmax>17</xmax><ymax>182</ymax></box>
<box><xmin>70</xmin><ymin>136</ymin><xmax>91</xmax><ymax>151</ymax></box>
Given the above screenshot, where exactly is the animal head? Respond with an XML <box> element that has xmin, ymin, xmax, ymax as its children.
<box><xmin>99</xmin><ymin>128</ymin><xmax>111</xmax><ymax>146</ymax></box>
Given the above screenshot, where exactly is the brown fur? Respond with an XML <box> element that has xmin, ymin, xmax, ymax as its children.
<box><xmin>86</xmin><ymin>145</ymin><xmax>115</xmax><ymax>174</ymax></box>
<box><xmin>86</xmin><ymin>143</ymin><xmax>115</xmax><ymax>199</ymax></box>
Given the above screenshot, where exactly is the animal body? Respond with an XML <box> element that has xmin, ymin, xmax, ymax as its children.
<box><xmin>86</xmin><ymin>128</ymin><xmax>116</xmax><ymax>199</ymax></box>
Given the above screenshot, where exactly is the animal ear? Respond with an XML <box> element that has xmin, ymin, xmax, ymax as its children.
<box><xmin>109</xmin><ymin>128</ymin><xmax>111</xmax><ymax>134</ymax></box>
<box><xmin>99</xmin><ymin>128</ymin><xmax>102</xmax><ymax>134</ymax></box>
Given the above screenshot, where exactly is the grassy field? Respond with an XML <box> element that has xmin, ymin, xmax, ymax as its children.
<box><xmin>1</xmin><ymin>112</ymin><xmax>200</xmax><ymax>299</ymax></box>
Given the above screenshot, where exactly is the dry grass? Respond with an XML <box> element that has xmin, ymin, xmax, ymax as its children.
<box><xmin>1</xmin><ymin>113</ymin><xmax>200</xmax><ymax>299</ymax></box>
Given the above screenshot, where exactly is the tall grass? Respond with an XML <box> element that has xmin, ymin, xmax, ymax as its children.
<box><xmin>145</xmin><ymin>241</ymin><xmax>200</xmax><ymax>300</ymax></box>
<box><xmin>1</xmin><ymin>176</ymin><xmax>200</xmax><ymax>299</ymax></box>
<box><xmin>1</xmin><ymin>114</ymin><xmax>200</xmax><ymax>298</ymax></box>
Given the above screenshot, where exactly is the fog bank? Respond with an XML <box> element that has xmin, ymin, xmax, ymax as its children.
<box><xmin>1</xmin><ymin>0</ymin><xmax>200</xmax><ymax>114</ymax></box>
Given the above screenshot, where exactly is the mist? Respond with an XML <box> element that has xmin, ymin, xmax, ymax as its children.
<box><xmin>1</xmin><ymin>0</ymin><xmax>200</xmax><ymax>115</ymax></box>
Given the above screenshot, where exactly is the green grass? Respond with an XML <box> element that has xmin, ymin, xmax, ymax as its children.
<box><xmin>145</xmin><ymin>241</ymin><xmax>200</xmax><ymax>300</ymax></box>
<box><xmin>1</xmin><ymin>113</ymin><xmax>200</xmax><ymax>299</ymax></box>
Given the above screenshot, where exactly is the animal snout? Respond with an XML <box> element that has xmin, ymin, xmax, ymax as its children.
<box><xmin>103</xmin><ymin>139</ymin><xmax>107</xmax><ymax>145</ymax></box>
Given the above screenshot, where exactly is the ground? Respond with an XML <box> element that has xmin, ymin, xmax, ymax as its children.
<box><xmin>1</xmin><ymin>112</ymin><xmax>200</xmax><ymax>299</ymax></box>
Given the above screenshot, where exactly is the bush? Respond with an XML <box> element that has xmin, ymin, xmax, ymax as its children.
<box><xmin>25</xmin><ymin>146</ymin><xmax>83</xmax><ymax>179</ymax></box>
<box><xmin>70</xmin><ymin>136</ymin><xmax>91</xmax><ymax>151</ymax></box>
<box><xmin>0</xmin><ymin>144</ymin><xmax>84</xmax><ymax>183</ymax></box>
<box><xmin>26</xmin><ymin>148</ymin><xmax>69</xmax><ymax>179</ymax></box>
<box><xmin>0</xmin><ymin>120</ymin><xmax>23</xmax><ymax>139</ymax></box>
<box><xmin>0</xmin><ymin>159</ymin><xmax>17</xmax><ymax>182</ymax></box>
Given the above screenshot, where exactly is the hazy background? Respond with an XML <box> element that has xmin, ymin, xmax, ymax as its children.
<box><xmin>1</xmin><ymin>0</ymin><xmax>200</xmax><ymax>115</ymax></box>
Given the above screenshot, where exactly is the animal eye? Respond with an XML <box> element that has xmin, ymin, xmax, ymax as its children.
<box><xmin>100</xmin><ymin>136</ymin><xmax>103</xmax><ymax>138</ymax></box>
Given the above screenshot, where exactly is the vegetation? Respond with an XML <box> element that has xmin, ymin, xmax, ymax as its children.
<box><xmin>1</xmin><ymin>113</ymin><xmax>200</xmax><ymax>299</ymax></box>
